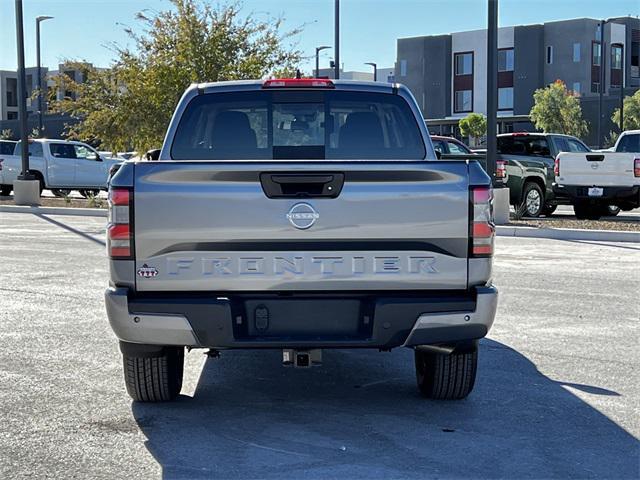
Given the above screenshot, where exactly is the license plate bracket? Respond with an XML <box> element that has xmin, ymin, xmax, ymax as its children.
<box><xmin>588</xmin><ymin>187</ymin><xmax>603</xmax><ymax>197</ymax></box>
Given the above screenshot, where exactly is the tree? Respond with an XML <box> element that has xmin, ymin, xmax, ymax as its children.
<box><xmin>0</xmin><ymin>129</ymin><xmax>13</xmax><ymax>140</ymax></box>
<box><xmin>529</xmin><ymin>80</ymin><xmax>587</xmax><ymax>138</ymax></box>
<box><xmin>50</xmin><ymin>0</ymin><xmax>303</xmax><ymax>154</ymax></box>
<box><xmin>612</xmin><ymin>90</ymin><xmax>640</xmax><ymax>132</ymax></box>
<box><xmin>458</xmin><ymin>113</ymin><xmax>487</xmax><ymax>147</ymax></box>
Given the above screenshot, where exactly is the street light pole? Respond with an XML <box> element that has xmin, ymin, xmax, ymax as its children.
<box><xmin>612</xmin><ymin>43</ymin><xmax>624</xmax><ymax>132</ymax></box>
<box><xmin>486</xmin><ymin>0</ymin><xmax>498</xmax><ymax>185</ymax></box>
<box><xmin>597</xmin><ymin>19</ymin><xmax>607</xmax><ymax>149</ymax></box>
<box><xmin>15</xmin><ymin>0</ymin><xmax>31</xmax><ymax>180</ymax></box>
<box><xmin>334</xmin><ymin>0</ymin><xmax>340</xmax><ymax>79</ymax></box>
<box><xmin>36</xmin><ymin>15</ymin><xmax>53</xmax><ymax>137</ymax></box>
<box><xmin>315</xmin><ymin>46</ymin><xmax>330</xmax><ymax>77</ymax></box>
<box><xmin>365</xmin><ymin>62</ymin><xmax>377</xmax><ymax>81</ymax></box>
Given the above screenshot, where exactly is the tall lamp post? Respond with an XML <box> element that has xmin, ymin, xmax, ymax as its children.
<box><xmin>612</xmin><ymin>42</ymin><xmax>625</xmax><ymax>132</ymax></box>
<box><xmin>315</xmin><ymin>45</ymin><xmax>331</xmax><ymax>77</ymax></box>
<box><xmin>36</xmin><ymin>15</ymin><xmax>53</xmax><ymax>137</ymax></box>
<box><xmin>334</xmin><ymin>0</ymin><xmax>340</xmax><ymax>79</ymax></box>
<box><xmin>364</xmin><ymin>62</ymin><xmax>377</xmax><ymax>81</ymax></box>
<box><xmin>486</xmin><ymin>0</ymin><xmax>497</xmax><ymax>185</ymax></box>
<box><xmin>597</xmin><ymin>19</ymin><xmax>607</xmax><ymax>149</ymax></box>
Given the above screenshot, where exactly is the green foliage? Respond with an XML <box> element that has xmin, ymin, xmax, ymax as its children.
<box><xmin>612</xmin><ymin>90</ymin><xmax>640</xmax><ymax>132</ymax></box>
<box><xmin>51</xmin><ymin>0</ymin><xmax>303</xmax><ymax>154</ymax></box>
<box><xmin>458</xmin><ymin>113</ymin><xmax>487</xmax><ymax>145</ymax></box>
<box><xmin>0</xmin><ymin>129</ymin><xmax>13</xmax><ymax>140</ymax></box>
<box><xmin>529</xmin><ymin>80</ymin><xmax>587</xmax><ymax>137</ymax></box>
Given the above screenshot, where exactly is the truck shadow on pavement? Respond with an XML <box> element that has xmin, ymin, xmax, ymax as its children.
<box><xmin>131</xmin><ymin>339</ymin><xmax>638</xmax><ymax>479</ymax></box>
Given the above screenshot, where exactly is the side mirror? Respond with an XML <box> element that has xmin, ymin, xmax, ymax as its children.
<box><xmin>145</xmin><ymin>148</ymin><xmax>161</xmax><ymax>161</ymax></box>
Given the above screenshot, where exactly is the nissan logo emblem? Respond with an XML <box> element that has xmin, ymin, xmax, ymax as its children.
<box><xmin>286</xmin><ymin>203</ymin><xmax>319</xmax><ymax>229</ymax></box>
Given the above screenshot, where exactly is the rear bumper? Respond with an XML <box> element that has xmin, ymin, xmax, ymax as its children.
<box><xmin>554</xmin><ymin>184</ymin><xmax>640</xmax><ymax>206</ymax></box>
<box><xmin>105</xmin><ymin>286</ymin><xmax>498</xmax><ymax>350</ymax></box>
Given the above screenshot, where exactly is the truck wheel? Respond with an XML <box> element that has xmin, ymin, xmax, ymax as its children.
<box><xmin>542</xmin><ymin>204</ymin><xmax>557</xmax><ymax>217</ymax></box>
<box><xmin>123</xmin><ymin>347</ymin><xmax>184</xmax><ymax>402</ymax></box>
<box><xmin>519</xmin><ymin>182</ymin><xmax>544</xmax><ymax>217</ymax></box>
<box><xmin>0</xmin><ymin>185</ymin><xmax>11</xmax><ymax>196</ymax></box>
<box><xmin>605</xmin><ymin>205</ymin><xmax>620</xmax><ymax>217</ymax></box>
<box><xmin>573</xmin><ymin>203</ymin><xmax>605</xmax><ymax>220</ymax></box>
<box><xmin>51</xmin><ymin>189</ymin><xmax>71</xmax><ymax>197</ymax></box>
<box><xmin>415</xmin><ymin>346</ymin><xmax>477</xmax><ymax>400</ymax></box>
<box><xmin>79</xmin><ymin>189</ymin><xmax>100</xmax><ymax>198</ymax></box>
<box><xmin>31</xmin><ymin>172</ymin><xmax>45</xmax><ymax>195</ymax></box>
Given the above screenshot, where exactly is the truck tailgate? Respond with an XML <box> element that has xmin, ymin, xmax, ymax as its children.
<box><xmin>557</xmin><ymin>152</ymin><xmax>638</xmax><ymax>187</ymax></box>
<box><xmin>133</xmin><ymin>161</ymin><xmax>471</xmax><ymax>291</ymax></box>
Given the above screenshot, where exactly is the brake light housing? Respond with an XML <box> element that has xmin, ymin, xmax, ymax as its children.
<box><xmin>634</xmin><ymin>158</ymin><xmax>640</xmax><ymax>178</ymax></box>
<box><xmin>554</xmin><ymin>156</ymin><xmax>560</xmax><ymax>177</ymax></box>
<box><xmin>470</xmin><ymin>186</ymin><xmax>494</xmax><ymax>257</ymax></box>
<box><xmin>107</xmin><ymin>187</ymin><xmax>133</xmax><ymax>259</ymax></box>
<box><xmin>262</xmin><ymin>78</ymin><xmax>335</xmax><ymax>89</ymax></box>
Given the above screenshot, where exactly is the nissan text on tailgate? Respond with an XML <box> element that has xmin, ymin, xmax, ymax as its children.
<box><xmin>105</xmin><ymin>78</ymin><xmax>498</xmax><ymax>402</ymax></box>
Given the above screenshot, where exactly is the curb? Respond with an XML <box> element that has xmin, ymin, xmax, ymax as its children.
<box><xmin>496</xmin><ymin>225</ymin><xmax>640</xmax><ymax>243</ymax></box>
<box><xmin>0</xmin><ymin>205</ymin><xmax>108</xmax><ymax>217</ymax></box>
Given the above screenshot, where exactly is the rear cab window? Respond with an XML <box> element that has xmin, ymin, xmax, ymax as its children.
<box><xmin>14</xmin><ymin>141</ymin><xmax>44</xmax><ymax>157</ymax></box>
<box><xmin>0</xmin><ymin>142</ymin><xmax>15</xmax><ymax>155</ymax></box>
<box><xmin>497</xmin><ymin>135</ymin><xmax>551</xmax><ymax>157</ymax></box>
<box><xmin>170</xmin><ymin>90</ymin><xmax>426</xmax><ymax>160</ymax></box>
<box><xmin>616</xmin><ymin>133</ymin><xmax>640</xmax><ymax>153</ymax></box>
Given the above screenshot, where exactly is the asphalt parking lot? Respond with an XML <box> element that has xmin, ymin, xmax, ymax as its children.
<box><xmin>0</xmin><ymin>212</ymin><xmax>638</xmax><ymax>479</ymax></box>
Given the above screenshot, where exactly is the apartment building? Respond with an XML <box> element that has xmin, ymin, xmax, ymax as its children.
<box><xmin>396</xmin><ymin>17</ymin><xmax>640</xmax><ymax>146</ymax></box>
<box><xmin>315</xmin><ymin>67</ymin><xmax>395</xmax><ymax>82</ymax></box>
<box><xmin>0</xmin><ymin>67</ymin><xmax>46</xmax><ymax>121</ymax></box>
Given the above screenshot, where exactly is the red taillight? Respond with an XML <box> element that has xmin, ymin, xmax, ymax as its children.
<box><xmin>496</xmin><ymin>160</ymin><xmax>507</xmax><ymax>180</ymax></box>
<box><xmin>470</xmin><ymin>186</ymin><xmax>494</xmax><ymax>257</ymax></box>
<box><xmin>262</xmin><ymin>78</ymin><xmax>335</xmax><ymax>89</ymax></box>
<box><xmin>634</xmin><ymin>158</ymin><xmax>640</xmax><ymax>178</ymax></box>
<box><xmin>107</xmin><ymin>187</ymin><xmax>132</xmax><ymax>259</ymax></box>
<box><xmin>554</xmin><ymin>156</ymin><xmax>560</xmax><ymax>177</ymax></box>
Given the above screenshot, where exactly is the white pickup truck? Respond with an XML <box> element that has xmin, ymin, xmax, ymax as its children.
<box><xmin>554</xmin><ymin>130</ymin><xmax>640</xmax><ymax>220</ymax></box>
<box><xmin>0</xmin><ymin>139</ymin><xmax>122</xmax><ymax>197</ymax></box>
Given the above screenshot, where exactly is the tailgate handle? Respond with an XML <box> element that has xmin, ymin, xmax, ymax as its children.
<box><xmin>260</xmin><ymin>173</ymin><xmax>344</xmax><ymax>198</ymax></box>
<box><xmin>586</xmin><ymin>154</ymin><xmax>604</xmax><ymax>162</ymax></box>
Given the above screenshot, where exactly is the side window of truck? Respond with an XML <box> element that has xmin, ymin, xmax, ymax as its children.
<box><xmin>50</xmin><ymin>143</ymin><xmax>77</xmax><ymax>159</ymax></box>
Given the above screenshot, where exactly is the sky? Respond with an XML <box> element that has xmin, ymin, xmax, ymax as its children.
<box><xmin>1</xmin><ymin>0</ymin><xmax>638</xmax><ymax>74</ymax></box>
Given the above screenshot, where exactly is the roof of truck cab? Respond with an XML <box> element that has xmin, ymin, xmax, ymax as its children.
<box><xmin>194</xmin><ymin>79</ymin><xmax>399</xmax><ymax>94</ymax></box>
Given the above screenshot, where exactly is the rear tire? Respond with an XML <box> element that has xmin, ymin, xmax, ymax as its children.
<box><xmin>415</xmin><ymin>346</ymin><xmax>478</xmax><ymax>400</ymax></box>
<box><xmin>573</xmin><ymin>203</ymin><xmax>605</xmax><ymax>220</ymax></box>
<box><xmin>0</xmin><ymin>185</ymin><xmax>11</xmax><ymax>196</ymax></box>
<box><xmin>605</xmin><ymin>205</ymin><xmax>620</xmax><ymax>217</ymax></box>
<box><xmin>51</xmin><ymin>188</ymin><xmax>71</xmax><ymax>197</ymax></box>
<box><xmin>79</xmin><ymin>189</ymin><xmax>100</xmax><ymax>198</ymax></box>
<box><xmin>541</xmin><ymin>204</ymin><xmax>557</xmax><ymax>217</ymax></box>
<box><xmin>519</xmin><ymin>182</ymin><xmax>544</xmax><ymax>217</ymax></box>
<box><xmin>123</xmin><ymin>347</ymin><xmax>184</xmax><ymax>402</ymax></box>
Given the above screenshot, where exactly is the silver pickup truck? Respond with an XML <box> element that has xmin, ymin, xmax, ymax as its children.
<box><xmin>105</xmin><ymin>78</ymin><xmax>498</xmax><ymax>402</ymax></box>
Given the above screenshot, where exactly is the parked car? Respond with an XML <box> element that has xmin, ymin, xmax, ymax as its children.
<box><xmin>106</xmin><ymin>78</ymin><xmax>498</xmax><ymax>402</ymax></box>
<box><xmin>496</xmin><ymin>132</ymin><xmax>592</xmax><ymax>217</ymax></box>
<box><xmin>430</xmin><ymin>135</ymin><xmax>476</xmax><ymax>155</ymax></box>
<box><xmin>0</xmin><ymin>139</ymin><xmax>122</xmax><ymax>197</ymax></box>
<box><xmin>554</xmin><ymin>130</ymin><xmax>640</xmax><ymax>219</ymax></box>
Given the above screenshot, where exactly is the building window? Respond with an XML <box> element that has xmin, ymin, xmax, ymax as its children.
<box><xmin>592</xmin><ymin>42</ymin><xmax>601</xmax><ymax>66</ymax></box>
<box><xmin>572</xmin><ymin>82</ymin><xmax>581</xmax><ymax>95</ymax></box>
<box><xmin>498</xmin><ymin>48</ymin><xmax>514</xmax><ymax>72</ymax></box>
<box><xmin>498</xmin><ymin>87</ymin><xmax>513</xmax><ymax>110</ymax></box>
<box><xmin>546</xmin><ymin>46</ymin><xmax>553</xmax><ymax>64</ymax></box>
<box><xmin>591</xmin><ymin>82</ymin><xmax>600</xmax><ymax>93</ymax></box>
<box><xmin>6</xmin><ymin>77</ymin><xmax>18</xmax><ymax>107</ymax></box>
<box><xmin>455</xmin><ymin>90</ymin><xmax>472</xmax><ymax>112</ymax></box>
<box><xmin>454</xmin><ymin>52</ymin><xmax>473</xmax><ymax>76</ymax></box>
<box><xmin>632</xmin><ymin>33</ymin><xmax>639</xmax><ymax>78</ymax></box>
<box><xmin>400</xmin><ymin>60</ymin><xmax>407</xmax><ymax>77</ymax></box>
<box><xmin>573</xmin><ymin>43</ymin><xmax>581</xmax><ymax>62</ymax></box>
<box><xmin>7</xmin><ymin>112</ymin><xmax>18</xmax><ymax>120</ymax></box>
<box><xmin>611</xmin><ymin>45</ymin><xmax>623</xmax><ymax>70</ymax></box>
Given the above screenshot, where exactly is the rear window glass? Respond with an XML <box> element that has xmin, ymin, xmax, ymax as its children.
<box><xmin>171</xmin><ymin>90</ymin><xmax>426</xmax><ymax>160</ymax></box>
<box><xmin>497</xmin><ymin>136</ymin><xmax>550</xmax><ymax>157</ymax></box>
<box><xmin>0</xmin><ymin>142</ymin><xmax>15</xmax><ymax>155</ymax></box>
<box><xmin>14</xmin><ymin>141</ymin><xmax>43</xmax><ymax>157</ymax></box>
<box><xmin>617</xmin><ymin>134</ymin><xmax>640</xmax><ymax>153</ymax></box>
